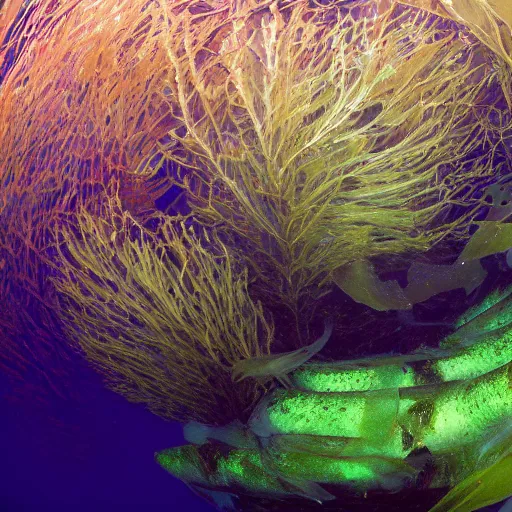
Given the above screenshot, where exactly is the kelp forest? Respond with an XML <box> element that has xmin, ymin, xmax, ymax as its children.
<box><xmin>0</xmin><ymin>0</ymin><xmax>511</xmax><ymax>510</ymax></box>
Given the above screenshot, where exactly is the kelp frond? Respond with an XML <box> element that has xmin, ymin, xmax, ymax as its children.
<box><xmin>154</xmin><ymin>0</ymin><xmax>507</xmax><ymax>315</ymax></box>
<box><xmin>51</xmin><ymin>200</ymin><xmax>273</xmax><ymax>424</ymax></box>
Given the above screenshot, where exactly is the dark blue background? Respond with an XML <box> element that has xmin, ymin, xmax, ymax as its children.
<box><xmin>0</xmin><ymin>364</ymin><xmax>213</xmax><ymax>512</ymax></box>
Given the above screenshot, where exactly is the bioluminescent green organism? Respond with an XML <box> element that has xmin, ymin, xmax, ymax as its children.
<box><xmin>157</xmin><ymin>295</ymin><xmax>512</xmax><ymax>510</ymax></box>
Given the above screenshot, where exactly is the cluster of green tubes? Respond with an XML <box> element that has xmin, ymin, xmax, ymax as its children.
<box><xmin>156</xmin><ymin>289</ymin><xmax>512</xmax><ymax>511</ymax></box>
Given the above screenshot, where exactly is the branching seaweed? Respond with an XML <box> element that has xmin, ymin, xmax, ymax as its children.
<box><xmin>52</xmin><ymin>200</ymin><xmax>273</xmax><ymax>423</ymax></box>
<box><xmin>1</xmin><ymin>0</ymin><xmax>512</xmax><ymax>421</ymax></box>
<box><xmin>153</xmin><ymin>0</ymin><xmax>507</xmax><ymax>318</ymax></box>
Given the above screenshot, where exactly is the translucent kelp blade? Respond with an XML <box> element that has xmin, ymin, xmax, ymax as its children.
<box><xmin>429</xmin><ymin>456</ymin><xmax>512</xmax><ymax>512</ymax></box>
<box><xmin>332</xmin><ymin>260</ymin><xmax>412</xmax><ymax>311</ymax></box>
<box><xmin>428</xmin><ymin>427</ymin><xmax>512</xmax><ymax>512</ymax></box>
<box><xmin>458</xmin><ymin>222</ymin><xmax>512</xmax><ymax>262</ymax></box>
<box><xmin>183</xmin><ymin>420</ymin><xmax>259</xmax><ymax>449</ymax></box>
<box><xmin>333</xmin><ymin>258</ymin><xmax>486</xmax><ymax>311</ymax></box>
<box><xmin>405</xmin><ymin>259</ymin><xmax>487</xmax><ymax>303</ymax></box>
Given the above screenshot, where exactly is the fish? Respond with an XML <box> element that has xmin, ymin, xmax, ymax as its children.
<box><xmin>232</xmin><ymin>320</ymin><xmax>333</xmax><ymax>387</ymax></box>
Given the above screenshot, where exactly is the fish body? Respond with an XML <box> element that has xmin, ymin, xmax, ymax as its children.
<box><xmin>232</xmin><ymin>320</ymin><xmax>333</xmax><ymax>387</ymax></box>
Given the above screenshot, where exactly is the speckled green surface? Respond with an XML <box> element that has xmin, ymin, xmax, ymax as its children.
<box><xmin>156</xmin><ymin>293</ymin><xmax>512</xmax><ymax>509</ymax></box>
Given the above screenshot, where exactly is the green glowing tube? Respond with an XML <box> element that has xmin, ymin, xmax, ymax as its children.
<box><xmin>453</xmin><ymin>286</ymin><xmax>512</xmax><ymax>330</ymax></box>
<box><xmin>250</xmin><ymin>362</ymin><xmax>511</xmax><ymax>458</ymax></box>
<box><xmin>156</xmin><ymin>446</ymin><xmax>279</xmax><ymax>494</ymax></box>
<box><xmin>398</xmin><ymin>363</ymin><xmax>511</xmax><ymax>454</ymax></box>
<box><xmin>156</xmin><ymin>295</ymin><xmax>512</xmax><ymax>509</ymax></box>
<box><xmin>291</xmin><ymin>359</ymin><xmax>417</xmax><ymax>392</ymax></box>
<box><xmin>248</xmin><ymin>386</ymin><xmax>399</xmax><ymax>439</ymax></box>
<box><xmin>156</xmin><ymin>363</ymin><xmax>511</xmax><ymax>504</ymax></box>
<box><xmin>292</xmin><ymin>314</ymin><xmax>512</xmax><ymax>392</ymax></box>
<box><xmin>156</xmin><ymin>443</ymin><xmax>423</xmax><ymax>498</ymax></box>
<box><xmin>434</xmin><ymin>325</ymin><xmax>512</xmax><ymax>381</ymax></box>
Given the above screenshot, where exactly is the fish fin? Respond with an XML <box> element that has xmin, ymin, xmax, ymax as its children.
<box><xmin>276</xmin><ymin>474</ymin><xmax>336</xmax><ymax>504</ymax></box>
<box><xmin>232</xmin><ymin>319</ymin><xmax>333</xmax><ymax>384</ymax></box>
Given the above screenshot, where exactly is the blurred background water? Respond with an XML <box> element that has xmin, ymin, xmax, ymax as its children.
<box><xmin>0</xmin><ymin>360</ymin><xmax>211</xmax><ymax>511</ymax></box>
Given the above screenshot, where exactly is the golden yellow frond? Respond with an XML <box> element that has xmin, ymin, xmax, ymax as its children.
<box><xmin>52</xmin><ymin>200</ymin><xmax>273</xmax><ymax>424</ymax></box>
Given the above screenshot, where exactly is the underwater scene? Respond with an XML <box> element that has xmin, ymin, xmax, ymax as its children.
<box><xmin>1</xmin><ymin>0</ymin><xmax>511</xmax><ymax>510</ymax></box>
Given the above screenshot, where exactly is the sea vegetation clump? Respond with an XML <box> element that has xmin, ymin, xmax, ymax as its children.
<box><xmin>0</xmin><ymin>0</ymin><xmax>511</xmax><ymax>426</ymax></box>
<box><xmin>52</xmin><ymin>200</ymin><xmax>273</xmax><ymax>423</ymax></box>
<box><xmin>152</xmin><ymin>0</ymin><xmax>506</xmax><ymax>319</ymax></box>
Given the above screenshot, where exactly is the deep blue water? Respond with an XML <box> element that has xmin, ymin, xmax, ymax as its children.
<box><xmin>0</xmin><ymin>363</ymin><xmax>212</xmax><ymax>512</ymax></box>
